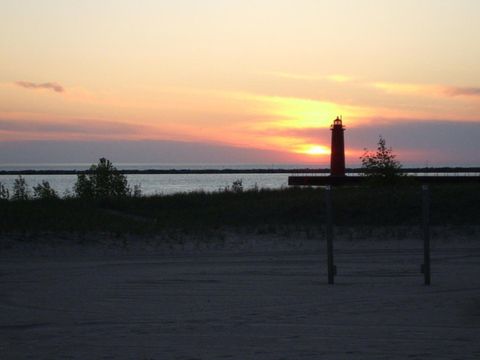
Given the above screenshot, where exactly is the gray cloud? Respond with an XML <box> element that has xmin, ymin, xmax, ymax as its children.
<box><xmin>0</xmin><ymin>118</ymin><xmax>138</xmax><ymax>135</ymax></box>
<box><xmin>2</xmin><ymin>117</ymin><xmax>479</xmax><ymax>166</ymax></box>
<box><xmin>15</xmin><ymin>81</ymin><xmax>64</xmax><ymax>93</ymax></box>
<box><xmin>0</xmin><ymin>140</ymin><xmax>295</xmax><ymax>165</ymax></box>
<box><xmin>259</xmin><ymin>118</ymin><xmax>480</xmax><ymax>166</ymax></box>
<box><xmin>263</xmin><ymin>118</ymin><xmax>480</xmax><ymax>145</ymax></box>
<box><xmin>445</xmin><ymin>86</ymin><xmax>480</xmax><ymax>97</ymax></box>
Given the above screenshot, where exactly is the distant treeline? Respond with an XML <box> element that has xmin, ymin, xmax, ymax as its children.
<box><xmin>1</xmin><ymin>167</ymin><xmax>480</xmax><ymax>176</ymax></box>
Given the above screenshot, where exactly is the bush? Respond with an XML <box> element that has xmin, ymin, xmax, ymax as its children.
<box><xmin>131</xmin><ymin>184</ymin><xmax>142</xmax><ymax>197</ymax></box>
<box><xmin>12</xmin><ymin>176</ymin><xmax>30</xmax><ymax>201</ymax></box>
<box><xmin>0</xmin><ymin>182</ymin><xmax>9</xmax><ymax>200</ymax></box>
<box><xmin>33</xmin><ymin>181</ymin><xmax>59</xmax><ymax>200</ymax></box>
<box><xmin>231</xmin><ymin>179</ymin><xmax>244</xmax><ymax>193</ymax></box>
<box><xmin>74</xmin><ymin>158</ymin><xmax>130</xmax><ymax>199</ymax></box>
<box><xmin>224</xmin><ymin>179</ymin><xmax>243</xmax><ymax>193</ymax></box>
<box><xmin>360</xmin><ymin>136</ymin><xmax>403</xmax><ymax>182</ymax></box>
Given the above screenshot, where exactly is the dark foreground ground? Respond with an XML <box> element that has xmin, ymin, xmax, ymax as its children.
<box><xmin>1</xmin><ymin>235</ymin><xmax>480</xmax><ymax>359</ymax></box>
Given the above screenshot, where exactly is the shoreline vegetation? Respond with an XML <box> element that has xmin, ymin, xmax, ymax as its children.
<box><xmin>1</xmin><ymin>166</ymin><xmax>480</xmax><ymax>175</ymax></box>
<box><xmin>1</xmin><ymin>185</ymin><xmax>479</xmax><ymax>241</ymax></box>
<box><xmin>1</xmin><ymin>158</ymin><xmax>479</xmax><ymax>243</ymax></box>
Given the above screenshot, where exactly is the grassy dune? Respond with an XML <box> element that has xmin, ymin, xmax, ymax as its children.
<box><xmin>1</xmin><ymin>184</ymin><xmax>479</xmax><ymax>239</ymax></box>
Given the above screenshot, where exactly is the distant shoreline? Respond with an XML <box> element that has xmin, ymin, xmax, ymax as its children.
<box><xmin>1</xmin><ymin>167</ymin><xmax>479</xmax><ymax>175</ymax></box>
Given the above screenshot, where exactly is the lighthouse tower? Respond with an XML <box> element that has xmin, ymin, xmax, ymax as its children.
<box><xmin>330</xmin><ymin>116</ymin><xmax>346</xmax><ymax>176</ymax></box>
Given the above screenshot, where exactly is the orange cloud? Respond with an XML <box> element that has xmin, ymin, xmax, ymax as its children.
<box><xmin>294</xmin><ymin>144</ymin><xmax>330</xmax><ymax>156</ymax></box>
<box><xmin>265</xmin><ymin>72</ymin><xmax>354</xmax><ymax>83</ymax></box>
<box><xmin>372</xmin><ymin>81</ymin><xmax>480</xmax><ymax>99</ymax></box>
<box><xmin>325</xmin><ymin>74</ymin><xmax>354</xmax><ymax>83</ymax></box>
<box><xmin>371</xmin><ymin>82</ymin><xmax>438</xmax><ymax>96</ymax></box>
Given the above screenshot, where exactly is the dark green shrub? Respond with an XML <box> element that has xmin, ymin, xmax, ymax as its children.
<box><xmin>360</xmin><ymin>136</ymin><xmax>403</xmax><ymax>183</ymax></box>
<box><xmin>0</xmin><ymin>182</ymin><xmax>9</xmax><ymax>200</ymax></box>
<box><xmin>33</xmin><ymin>181</ymin><xmax>59</xmax><ymax>200</ymax></box>
<box><xmin>74</xmin><ymin>158</ymin><xmax>130</xmax><ymax>199</ymax></box>
<box><xmin>12</xmin><ymin>176</ymin><xmax>30</xmax><ymax>201</ymax></box>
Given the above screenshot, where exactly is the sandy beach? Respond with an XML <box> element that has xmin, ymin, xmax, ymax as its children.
<box><xmin>1</xmin><ymin>233</ymin><xmax>480</xmax><ymax>359</ymax></box>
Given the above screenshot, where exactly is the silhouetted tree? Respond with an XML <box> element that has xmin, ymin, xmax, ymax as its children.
<box><xmin>360</xmin><ymin>136</ymin><xmax>403</xmax><ymax>181</ymax></box>
<box><xmin>74</xmin><ymin>158</ymin><xmax>130</xmax><ymax>199</ymax></box>
<box><xmin>12</xmin><ymin>176</ymin><xmax>30</xmax><ymax>200</ymax></box>
<box><xmin>33</xmin><ymin>180</ymin><xmax>59</xmax><ymax>200</ymax></box>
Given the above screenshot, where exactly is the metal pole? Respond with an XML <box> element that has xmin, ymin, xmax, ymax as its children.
<box><xmin>325</xmin><ymin>186</ymin><xmax>335</xmax><ymax>284</ymax></box>
<box><xmin>422</xmin><ymin>185</ymin><xmax>431</xmax><ymax>285</ymax></box>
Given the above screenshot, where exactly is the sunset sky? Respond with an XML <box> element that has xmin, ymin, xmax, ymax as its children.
<box><xmin>1</xmin><ymin>0</ymin><xmax>480</xmax><ymax>166</ymax></box>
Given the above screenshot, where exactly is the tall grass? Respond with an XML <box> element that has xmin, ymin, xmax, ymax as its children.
<box><xmin>1</xmin><ymin>185</ymin><xmax>478</xmax><ymax>236</ymax></box>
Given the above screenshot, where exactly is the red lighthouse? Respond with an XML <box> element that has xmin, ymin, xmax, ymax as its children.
<box><xmin>330</xmin><ymin>116</ymin><xmax>346</xmax><ymax>176</ymax></box>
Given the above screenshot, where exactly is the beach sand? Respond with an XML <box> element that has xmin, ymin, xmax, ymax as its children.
<box><xmin>1</xmin><ymin>233</ymin><xmax>479</xmax><ymax>359</ymax></box>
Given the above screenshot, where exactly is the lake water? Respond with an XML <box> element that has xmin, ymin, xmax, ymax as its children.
<box><xmin>0</xmin><ymin>173</ymin><xmax>298</xmax><ymax>196</ymax></box>
<box><xmin>0</xmin><ymin>163</ymin><xmax>330</xmax><ymax>196</ymax></box>
<box><xmin>2</xmin><ymin>163</ymin><xmax>475</xmax><ymax>196</ymax></box>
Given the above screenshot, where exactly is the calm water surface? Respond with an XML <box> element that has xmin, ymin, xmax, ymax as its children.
<box><xmin>0</xmin><ymin>163</ymin><xmax>328</xmax><ymax>195</ymax></box>
<box><xmin>0</xmin><ymin>173</ymin><xmax>293</xmax><ymax>196</ymax></box>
